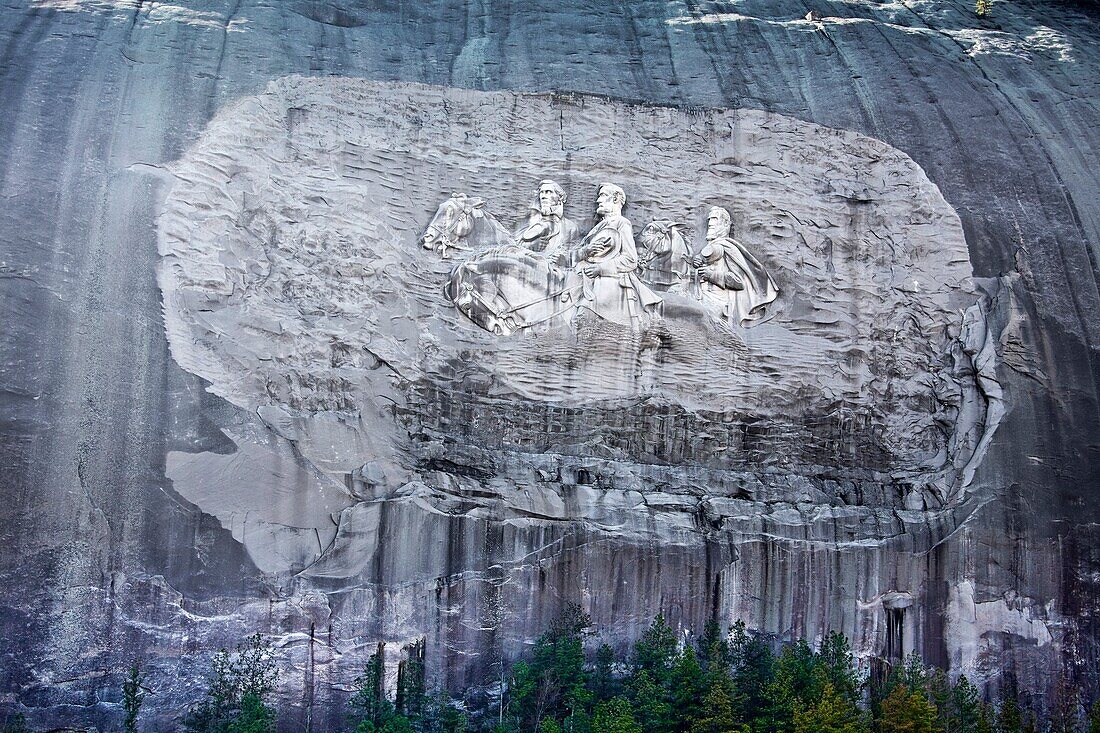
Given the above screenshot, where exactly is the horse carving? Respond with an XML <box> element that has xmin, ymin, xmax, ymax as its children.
<box><xmin>638</xmin><ymin>220</ymin><xmax>693</xmax><ymax>292</ymax></box>
<box><xmin>446</xmin><ymin>246</ymin><xmax>577</xmax><ymax>335</ymax></box>
<box><xmin>420</xmin><ymin>193</ymin><xmax>512</xmax><ymax>258</ymax></box>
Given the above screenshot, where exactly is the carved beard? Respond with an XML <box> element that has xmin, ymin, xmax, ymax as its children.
<box><xmin>539</xmin><ymin>199</ymin><xmax>563</xmax><ymax>218</ymax></box>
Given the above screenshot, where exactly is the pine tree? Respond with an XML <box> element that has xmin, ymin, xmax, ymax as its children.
<box><xmin>876</xmin><ymin>685</ymin><xmax>938</xmax><ymax>733</ymax></box>
<box><xmin>395</xmin><ymin>640</ymin><xmax>427</xmax><ymax>723</ymax></box>
<box><xmin>792</xmin><ymin>682</ymin><xmax>869</xmax><ymax>733</ymax></box>
<box><xmin>995</xmin><ymin>692</ymin><xmax>1022</xmax><ymax>733</ymax></box>
<box><xmin>508</xmin><ymin>605</ymin><xmax>592</xmax><ymax>733</ymax></box>
<box><xmin>818</xmin><ymin>632</ymin><xmax>861</xmax><ymax>704</ymax></box>
<box><xmin>690</xmin><ymin>674</ymin><xmax>748</xmax><ymax>733</ymax></box>
<box><xmin>351</xmin><ymin>643</ymin><xmax>391</xmax><ymax>731</ymax></box>
<box><xmin>668</xmin><ymin>646</ymin><xmax>707</xmax><ymax>733</ymax></box>
<box><xmin>184</xmin><ymin>634</ymin><xmax>278</xmax><ymax>733</ymax></box>
<box><xmin>761</xmin><ymin>639</ymin><xmax>819</xmax><ymax>732</ymax></box>
<box><xmin>947</xmin><ymin>676</ymin><xmax>982</xmax><ymax>733</ymax></box>
<box><xmin>629</xmin><ymin>670</ymin><xmax>673</xmax><ymax>733</ymax></box>
<box><xmin>592</xmin><ymin>697</ymin><xmax>643</xmax><ymax>733</ymax></box>
<box><xmin>698</xmin><ymin>620</ymin><xmax>730</xmax><ymax>671</ymax></box>
<box><xmin>728</xmin><ymin>621</ymin><xmax>774</xmax><ymax>723</ymax></box>
<box><xmin>590</xmin><ymin>644</ymin><xmax>619</xmax><ymax>703</ymax></box>
<box><xmin>1</xmin><ymin>713</ymin><xmax>30</xmax><ymax>733</ymax></box>
<box><xmin>975</xmin><ymin>701</ymin><xmax>996</xmax><ymax>733</ymax></box>
<box><xmin>123</xmin><ymin>661</ymin><xmax>147</xmax><ymax>733</ymax></box>
<box><xmin>633</xmin><ymin>615</ymin><xmax>679</xmax><ymax>688</ymax></box>
<box><xmin>928</xmin><ymin>669</ymin><xmax>951</xmax><ymax>732</ymax></box>
<box><xmin>227</xmin><ymin>693</ymin><xmax>276</xmax><ymax>733</ymax></box>
<box><xmin>1088</xmin><ymin>700</ymin><xmax>1100</xmax><ymax>733</ymax></box>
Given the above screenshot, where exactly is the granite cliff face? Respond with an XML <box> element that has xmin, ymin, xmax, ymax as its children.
<box><xmin>1</xmin><ymin>1</ymin><xmax>1098</xmax><ymax>730</ymax></box>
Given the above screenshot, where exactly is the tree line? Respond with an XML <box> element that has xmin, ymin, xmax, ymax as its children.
<box><xmin>3</xmin><ymin>608</ymin><xmax>1099</xmax><ymax>732</ymax></box>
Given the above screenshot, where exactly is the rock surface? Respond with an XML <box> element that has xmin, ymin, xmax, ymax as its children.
<box><xmin>1</xmin><ymin>1</ymin><xmax>1099</xmax><ymax>730</ymax></box>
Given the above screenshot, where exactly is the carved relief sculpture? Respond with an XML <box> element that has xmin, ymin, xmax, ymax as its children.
<box><xmin>693</xmin><ymin>206</ymin><xmax>779</xmax><ymax>325</ymax></box>
<box><xmin>569</xmin><ymin>183</ymin><xmax>662</xmax><ymax>327</ymax></box>
<box><xmin>420</xmin><ymin>192</ymin><xmax>511</xmax><ymax>257</ymax></box>
<box><xmin>638</xmin><ymin>219</ymin><xmax>694</xmax><ymax>291</ymax></box>
<box><xmin>513</xmin><ymin>179</ymin><xmax>579</xmax><ymax>263</ymax></box>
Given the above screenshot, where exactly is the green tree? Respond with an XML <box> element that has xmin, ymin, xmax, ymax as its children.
<box><xmin>123</xmin><ymin>661</ymin><xmax>147</xmax><ymax>733</ymax></box>
<box><xmin>876</xmin><ymin>685</ymin><xmax>938</xmax><ymax>733</ymax></box>
<box><xmin>728</xmin><ymin>621</ymin><xmax>774</xmax><ymax>724</ymax></box>
<box><xmin>995</xmin><ymin>692</ymin><xmax>1022</xmax><ymax>733</ymax></box>
<box><xmin>669</xmin><ymin>646</ymin><xmax>708</xmax><ymax>732</ymax></box>
<box><xmin>818</xmin><ymin>632</ymin><xmax>861</xmax><ymax>704</ymax></box>
<box><xmin>946</xmin><ymin>676</ymin><xmax>981</xmax><ymax>733</ymax></box>
<box><xmin>629</xmin><ymin>670</ymin><xmax>673</xmax><ymax>733</ymax></box>
<box><xmin>509</xmin><ymin>605</ymin><xmax>592</xmax><ymax>733</ymax></box>
<box><xmin>540</xmin><ymin>720</ymin><xmax>563</xmax><ymax>733</ymax></box>
<box><xmin>793</xmin><ymin>682</ymin><xmax>869</xmax><ymax>733</ymax></box>
<box><xmin>892</xmin><ymin>654</ymin><xmax>930</xmax><ymax>697</ymax></box>
<box><xmin>691</xmin><ymin>674</ymin><xmax>748</xmax><ymax>733</ymax></box>
<box><xmin>395</xmin><ymin>640</ymin><xmax>427</xmax><ymax>723</ymax></box>
<box><xmin>1</xmin><ymin>713</ymin><xmax>30</xmax><ymax>733</ymax></box>
<box><xmin>760</xmin><ymin>639</ymin><xmax>820</xmax><ymax>732</ymax></box>
<box><xmin>1082</xmin><ymin>699</ymin><xmax>1100</xmax><ymax>733</ymax></box>
<box><xmin>1087</xmin><ymin>700</ymin><xmax>1100</xmax><ymax>733</ymax></box>
<box><xmin>184</xmin><ymin>634</ymin><xmax>278</xmax><ymax>733</ymax></box>
<box><xmin>976</xmin><ymin>701</ymin><xmax>995</xmax><ymax>733</ymax></box>
<box><xmin>592</xmin><ymin>697</ymin><xmax>643</xmax><ymax>733</ymax></box>
<box><xmin>590</xmin><ymin>644</ymin><xmax>619</xmax><ymax>703</ymax></box>
<box><xmin>633</xmin><ymin>615</ymin><xmax>679</xmax><ymax>688</ymax></box>
<box><xmin>419</xmin><ymin>691</ymin><xmax>470</xmax><ymax>733</ymax></box>
<box><xmin>351</xmin><ymin>643</ymin><xmax>391</xmax><ymax>732</ymax></box>
<box><xmin>698</xmin><ymin>620</ymin><xmax>731</xmax><ymax>671</ymax></box>
<box><xmin>927</xmin><ymin>670</ymin><xmax>950</xmax><ymax>732</ymax></box>
<box><xmin>227</xmin><ymin>693</ymin><xmax>276</xmax><ymax>733</ymax></box>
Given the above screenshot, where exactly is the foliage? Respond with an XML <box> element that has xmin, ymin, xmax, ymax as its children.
<box><xmin>876</xmin><ymin>685</ymin><xmax>938</xmax><ymax>733</ymax></box>
<box><xmin>396</xmin><ymin>641</ymin><xmax>427</xmax><ymax>722</ymax></box>
<box><xmin>508</xmin><ymin>604</ymin><xmax>592</xmax><ymax>733</ymax></box>
<box><xmin>72</xmin><ymin>616</ymin><xmax>1090</xmax><ymax>733</ymax></box>
<box><xmin>975</xmin><ymin>0</ymin><xmax>993</xmax><ymax>17</ymax></box>
<box><xmin>0</xmin><ymin>713</ymin><xmax>30</xmax><ymax>733</ymax></box>
<box><xmin>592</xmin><ymin>697</ymin><xmax>642</xmax><ymax>733</ymax></box>
<box><xmin>818</xmin><ymin>631</ymin><xmax>862</xmax><ymax>704</ymax></box>
<box><xmin>1088</xmin><ymin>700</ymin><xmax>1100</xmax><ymax>733</ymax></box>
<box><xmin>946</xmin><ymin>676</ymin><xmax>982</xmax><ymax>733</ymax></box>
<box><xmin>185</xmin><ymin>634</ymin><xmax>278</xmax><ymax>733</ymax></box>
<box><xmin>633</xmin><ymin>615</ymin><xmax>679</xmax><ymax>688</ymax></box>
<box><xmin>996</xmin><ymin>691</ymin><xmax>1023</xmax><ymax>733</ymax></box>
<box><xmin>123</xmin><ymin>661</ymin><xmax>147</xmax><ymax>733</ymax></box>
<box><xmin>728</xmin><ymin>620</ymin><xmax>774</xmax><ymax>722</ymax></box>
<box><xmin>793</xmin><ymin>682</ymin><xmax>869</xmax><ymax>733</ymax></box>
<box><xmin>627</xmin><ymin>670</ymin><xmax>673</xmax><ymax>733</ymax></box>
<box><xmin>668</xmin><ymin>646</ymin><xmax>707</xmax><ymax>732</ymax></box>
<box><xmin>691</xmin><ymin>673</ymin><xmax>748</xmax><ymax>733</ymax></box>
<box><xmin>590</xmin><ymin>644</ymin><xmax>619</xmax><ymax>704</ymax></box>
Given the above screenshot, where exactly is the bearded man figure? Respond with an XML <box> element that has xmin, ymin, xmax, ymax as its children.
<box><xmin>569</xmin><ymin>183</ymin><xmax>662</xmax><ymax>327</ymax></box>
<box><xmin>693</xmin><ymin>206</ymin><xmax>779</xmax><ymax>326</ymax></box>
<box><xmin>514</xmin><ymin>179</ymin><xmax>579</xmax><ymax>262</ymax></box>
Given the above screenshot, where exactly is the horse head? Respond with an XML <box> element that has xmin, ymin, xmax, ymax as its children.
<box><xmin>420</xmin><ymin>193</ymin><xmax>488</xmax><ymax>258</ymax></box>
<box><xmin>639</xmin><ymin>220</ymin><xmax>693</xmax><ymax>288</ymax></box>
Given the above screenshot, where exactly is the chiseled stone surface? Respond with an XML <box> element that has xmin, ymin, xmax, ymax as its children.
<box><xmin>1</xmin><ymin>1</ymin><xmax>1099</xmax><ymax>730</ymax></box>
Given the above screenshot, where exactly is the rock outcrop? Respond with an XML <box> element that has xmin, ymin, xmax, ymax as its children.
<box><xmin>1</xmin><ymin>1</ymin><xmax>1098</xmax><ymax>730</ymax></box>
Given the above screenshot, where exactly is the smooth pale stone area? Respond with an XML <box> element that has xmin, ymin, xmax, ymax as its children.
<box><xmin>158</xmin><ymin>80</ymin><xmax>1001</xmax><ymax>561</ymax></box>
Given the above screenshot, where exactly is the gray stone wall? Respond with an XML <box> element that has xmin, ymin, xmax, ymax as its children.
<box><xmin>1</xmin><ymin>1</ymin><xmax>1098</xmax><ymax>730</ymax></box>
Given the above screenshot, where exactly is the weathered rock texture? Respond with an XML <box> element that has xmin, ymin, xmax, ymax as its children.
<box><xmin>1</xmin><ymin>1</ymin><xmax>1098</xmax><ymax>731</ymax></box>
